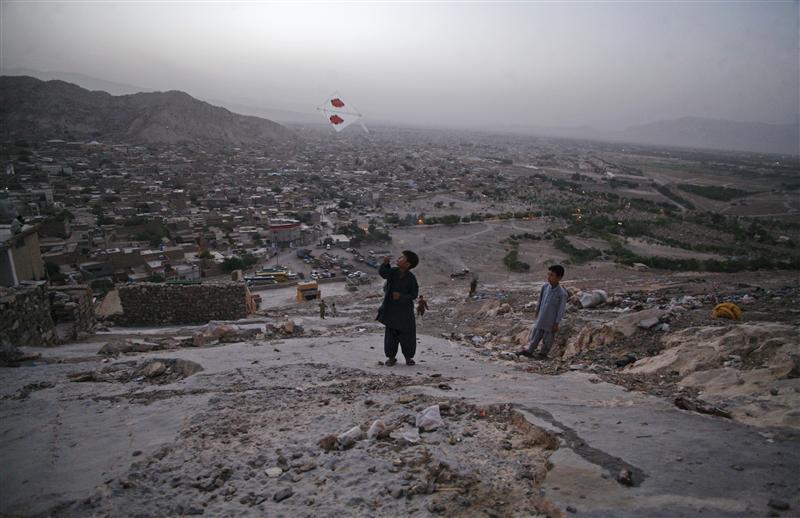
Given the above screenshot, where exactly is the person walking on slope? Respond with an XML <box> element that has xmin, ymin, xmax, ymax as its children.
<box><xmin>469</xmin><ymin>277</ymin><xmax>478</xmax><ymax>297</ymax></box>
<box><xmin>377</xmin><ymin>250</ymin><xmax>420</xmax><ymax>366</ymax></box>
<box><xmin>417</xmin><ymin>295</ymin><xmax>429</xmax><ymax>318</ymax></box>
<box><xmin>319</xmin><ymin>299</ymin><xmax>327</xmax><ymax>319</ymax></box>
<box><xmin>518</xmin><ymin>265</ymin><xmax>567</xmax><ymax>359</ymax></box>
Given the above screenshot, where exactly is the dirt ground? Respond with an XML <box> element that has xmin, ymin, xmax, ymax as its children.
<box><xmin>40</xmin><ymin>363</ymin><xmax>559</xmax><ymax>518</ymax></box>
<box><xmin>2</xmin><ymin>269</ymin><xmax>799</xmax><ymax>516</ymax></box>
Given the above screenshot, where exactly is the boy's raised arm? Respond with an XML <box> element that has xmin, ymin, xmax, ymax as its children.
<box><xmin>378</xmin><ymin>256</ymin><xmax>392</xmax><ymax>279</ymax></box>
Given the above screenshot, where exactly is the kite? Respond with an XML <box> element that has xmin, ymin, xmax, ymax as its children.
<box><xmin>317</xmin><ymin>92</ymin><xmax>369</xmax><ymax>133</ymax></box>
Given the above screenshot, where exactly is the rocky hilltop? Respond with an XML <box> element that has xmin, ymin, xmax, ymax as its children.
<box><xmin>0</xmin><ymin>76</ymin><xmax>292</xmax><ymax>145</ymax></box>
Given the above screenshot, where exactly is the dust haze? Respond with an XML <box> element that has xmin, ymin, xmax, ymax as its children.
<box><xmin>2</xmin><ymin>2</ymin><xmax>798</xmax><ymax>132</ymax></box>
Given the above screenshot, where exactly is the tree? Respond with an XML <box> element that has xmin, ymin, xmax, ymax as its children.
<box><xmin>222</xmin><ymin>257</ymin><xmax>245</xmax><ymax>272</ymax></box>
<box><xmin>241</xmin><ymin>253</ymin><xmax>258</xmax><ymax>267</ymax></box>
<box><xmin>503</xmin><ymin>250</ymin><xmax>530</xmax><ymax>272</ymax></box>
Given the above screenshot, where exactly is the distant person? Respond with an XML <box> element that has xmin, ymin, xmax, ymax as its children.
<box><xmin>331</xmin><ymin>302</ymin><xmax>337</xmax><ymax>317</ymax></box>
<box><xmin>469</xmin><ymin>277</ymin><xmax>478</xmax><ymax>297</ymax></box>
<box><xmin>377</xmin><ymin>250</ymin><xmax>420</xmax><ymax>366</ymax></box>
<box><xmin>417</xmin><ymin>295</ymin><xmax>429</xmax><ymax>318</ymax></box>
<box><xmin>518</xmin><ymin>265</ymin><xmax>567</xmax><ymax>360</ymax></box>
<box><xmin>319</xmin><ymin>299</ymin><xmax>327</xmax><ymax>319</ymax></box>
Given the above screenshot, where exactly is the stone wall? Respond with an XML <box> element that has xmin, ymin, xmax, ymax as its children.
<box><xmin>51</xmin><ymin>285</ymin><xmax>96</xmax><ymax>339</ymax></box>
<box><xmin>0</xmin><ymin>282</ymin><xmax>56</xmax><ymax>355</ymax></box>
<box><xmin>118</xmin><ymin>282</ymin><xmax>249</xmax><ymax>325</ymax></box>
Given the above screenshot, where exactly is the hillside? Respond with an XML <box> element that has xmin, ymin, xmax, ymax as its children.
<box><xmin>0</xmin><ymin>76</ymin><xmax>292</xmax><ymax>145</ymax></box>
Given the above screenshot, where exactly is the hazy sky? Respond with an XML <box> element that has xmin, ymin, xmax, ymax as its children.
<box><xmin>1</xmin><ymin>1</ymin><xmax>798</xmax><ymax>130</ymax></box>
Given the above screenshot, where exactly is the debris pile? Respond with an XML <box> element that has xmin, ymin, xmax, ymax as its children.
<box><xmin>56</xmin><ymin>364</ymin><xmax>561</xmax><ymax>517</ymax></box>
<box><xmin>99</xmin><ymin>337</ymin><xmax>194</xmax><ymax>356</ymax></box>
<box><xmin>264</xmin><ymin>320</ymin><xmax>304</xmax><ymax>338</ymax></box>
<box><xmin>193</xmin><ymin>322</ymin><xmax>264</xmax><ymax>346</ymax></box>
<box><xmin>68</xmin><ymin>358</ymin><xmax>204</xmax><ymax>385</ymax></box>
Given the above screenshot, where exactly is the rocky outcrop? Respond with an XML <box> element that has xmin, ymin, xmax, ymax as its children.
<box><xmin>626</xmin><ymin>323</ymin><xmax>800</xmax><ymax>428</ymax></box>
<box><xmin>626</xmin><ymin>323</ymin><xmax>798</xmax><ymax>377</ymax></box>
<box><xmin>563</xmin><ymin>308</ymin><xmax>667</xmax><ymax>358</ymax></box>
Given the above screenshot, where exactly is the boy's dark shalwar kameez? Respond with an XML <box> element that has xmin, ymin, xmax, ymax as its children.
<box><xmin>377</xmin><ymin>261</ymin><xmax>419</xmax><ymax>361</ymax></box>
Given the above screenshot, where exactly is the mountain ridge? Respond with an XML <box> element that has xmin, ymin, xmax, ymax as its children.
<box><xmin>0</xmin><ymin>76</ymin><xmax>292</xmax><ymax>145</ymax></box>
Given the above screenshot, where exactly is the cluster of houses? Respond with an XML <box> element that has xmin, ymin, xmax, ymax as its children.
<box><xmin>1</xmin><ymin>125</ymin><xmax>566</xmax><ymax>288</ymax></box>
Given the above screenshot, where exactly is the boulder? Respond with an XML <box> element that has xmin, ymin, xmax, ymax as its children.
<box><xmin>563</xmin><ymin>308</ymin><xmax>666</xmax><ymax>358</ymax></box>
<box><xmin>575</xmin><ymin>290</ymin><xmax>607</xmax><ymax>309</ymax></box>
<box><xmin>192</xmin><ymin>323</ymin><xmax>241</xmax><ymax>346</ymax></box>
<box><xmin>638</xmin><ymin>317</ymin><xmax>660</xmax><ymax>329</ymax></box>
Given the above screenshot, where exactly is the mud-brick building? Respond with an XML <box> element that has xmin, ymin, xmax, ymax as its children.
<box><xmin>0</xmin><ymin>224</ymin><xmax>45</xmax><ymax>287</ymax></box>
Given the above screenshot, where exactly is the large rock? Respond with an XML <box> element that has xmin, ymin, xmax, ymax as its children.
<box><xmin>575</xmin><ymin>290</ymin><xmax>608</xmax><ymax>309</ymax></box>
<box><xmin>563</xmin><ymin>308</ymin><xmax>666</xmax><ymax>358</ymax></box>
<box><xmin>192</xmin><ymin>323</ymin><xmax>241</xmax><ymax>346</ymax></box>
